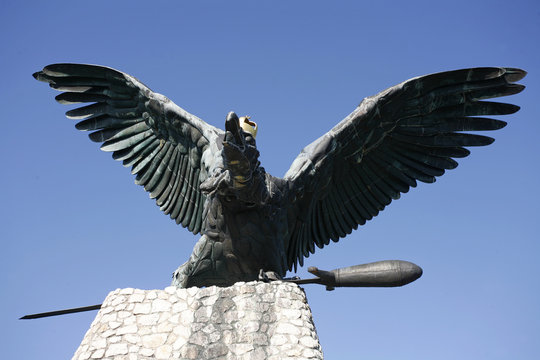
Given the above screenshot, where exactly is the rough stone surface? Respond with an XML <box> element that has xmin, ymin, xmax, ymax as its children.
<box><xmin>72</xmin><ymin>282</ymin><xmax>323</xmax><ymax>359</ymax></box>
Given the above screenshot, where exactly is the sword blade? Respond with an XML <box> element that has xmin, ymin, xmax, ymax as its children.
<box><xmin>20</xmin><ymin>304</ymin><xmax>102</xmax><ymax>320</ymax></box>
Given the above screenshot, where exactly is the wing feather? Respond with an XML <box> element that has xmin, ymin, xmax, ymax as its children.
<box><xmin>182</xmin><ymin>168</ymin><xmax>199</xmax><ymax>228</ymax></box>
<box><xmin>131</xmin><ymin>142</ymin><xmax>163</xmax><ymax>175</ymax></box>
<box><xmin>315</xmin><ymin>201</ymin><xmax>330</xmax><ymax>245</ymax></box>
<box><xmin>311</xmin><ymin>202</ymin><xmax>324</xmax><ymax>248</ymax></box>
<box><xmin>137</xmin><ymin>143</ymin><xmax>172</xmax><ymax>188</ymax></box>
<box><xmin>103</xmin><ymin>130</ymin><xmax>156</xmax><ymax>153</ymax></box>
<box><xmin>112</xmin><ymin>135</ymin><xmax>156</xmax><ymax>161</ymax></box>
<box><xmin>361</xmin><ymin>161</ymin><xmax>401</xmax><ymax>200</ymax></box>
<box><xmin>363</xmin><ymin>157</ymin><xmax>409</xmax><ymax>194</ymax></box>
<box><xmin>155</xmin><ymin>149</ymin><xmax>180</xmax><ymax>201</ymax></box>
<box><xmin>160</xmin><ymin>156</ymin><xmax>183</xmax><ymax>213</ymax></box>
<box><xmin>89</xmin><ymin>122</ymin><xmax>149</xmax><ymax>143</ymax></box>
<box><xmin>347</xmin><ymin>174</ymin><xmax>377</xmax><ymax>219</ymax></box>
<box><xmin>145</xmin><ymin>144</ymin><xmax>174</xmax><ymax>192</ymax></box>
<box><xmin>76</xmin><ymin>116</ymin><xmax>141</xmax><ymax>131</ymax></box>
<box><xmin>333</xmin><ymin>183</ymin><xmax>358</xmax><ymax>231</ymax></box>
<box><xmin>339</xmin><ymin>176</ymin><xmax>366</xmax><ymax>226</ymax></box>
<box><xmin>168</xmin><ymin>156</ymin><xmax>190</xmax><ymax>218</ymax></box>
<box><xmin>122</xmin><ymin>137</ymin><xmax>159</xmax><ymax>167</ymax></box>
<box><xmin>177</xmin><ymin>164</ymin><xmax>195</xmax><ymax>225</ymax></box>
<box><xmin>150</xmin><ymin>147</ymin><xmax>178</xmax><ymax>198</ymax></box>
<box><xmin>191</xmin><ymin>184</ymin><xmax>204</xmax><ymax>234</ymax></box>
<box><xmin>326</xmin><ymin>190</ymin><xmax>349</xmax><ymax>239</ymax></box>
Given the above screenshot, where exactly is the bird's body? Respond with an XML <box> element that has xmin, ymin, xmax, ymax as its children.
<box><xmin>176</xmin><ymin>170</ymin><xmax>290</xmax><ymax>287</ymax></box>
<box><xmin>34</xmin><ymin>64</ymin><xmax>526</xmax><ymax>288</ymax></box>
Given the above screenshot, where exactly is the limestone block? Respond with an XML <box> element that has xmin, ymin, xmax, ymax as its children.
<box><xmin>72</xmin><ymin>282</ymin><xmax>323</xmax><ymax>359</ymax></box>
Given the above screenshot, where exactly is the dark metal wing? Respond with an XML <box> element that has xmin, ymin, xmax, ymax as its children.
<box><xmin>283</xmin><ymin>67</ymin><xmax>526</xmax><ymax>270</ymax></box>
<box><xmin>34</xmin><ymin>63</ymin><xmax>224</xmax><ymax>234</ymax></box>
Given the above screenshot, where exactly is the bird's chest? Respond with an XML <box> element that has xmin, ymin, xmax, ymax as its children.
<box><xmin>203</xmin><ymin>194</ymin><xmax>289</xmax><ymax>276</ymax></box>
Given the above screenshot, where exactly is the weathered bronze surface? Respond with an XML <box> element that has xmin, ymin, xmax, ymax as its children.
<box><xmin>34</xmin><ymin>64</ymin><xmax>526</xmax><ymax>288</ymax></box>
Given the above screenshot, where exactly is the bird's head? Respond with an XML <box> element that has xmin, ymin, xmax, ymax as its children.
<box><xmin>223</xmin><ymin>112</ymin><xmax>260</xmax><ymax>185</ymax></box>
<box><xmin>224</xmin><ymin>111</ymin><xmax>258</xmax><ymax>147</ymax></box>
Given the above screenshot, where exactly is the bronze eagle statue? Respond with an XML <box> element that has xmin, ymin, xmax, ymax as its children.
<box><xmin>34</xmin><ymin>64</ymin><xmax>525</xmax><ymax>288</ymax></box>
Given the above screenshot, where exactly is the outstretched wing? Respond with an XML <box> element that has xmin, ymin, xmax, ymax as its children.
<box><xmin>284</xmin><ymin>67</ymin><xmax>526</xmax><ymax>270</ymax></box>
<box><xmin>34</xmin><ymin>63</ymin><xmax>224</xmax><ymax>234</ymax></box>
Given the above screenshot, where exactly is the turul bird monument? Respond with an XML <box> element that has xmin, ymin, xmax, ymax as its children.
<box><xmin>33</xmin><ymin>64</ymin><xmax>526</xmax><ymax>290</ymax></box>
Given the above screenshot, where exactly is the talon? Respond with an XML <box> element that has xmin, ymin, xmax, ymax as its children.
<box><xmin>258</xmin><ymin>269</ymin><xmax>269</xmax><ymax>282</ymax></box>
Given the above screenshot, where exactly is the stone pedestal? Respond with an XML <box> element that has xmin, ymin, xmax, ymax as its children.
<box><xmin>72</xmin><ymin>281</ymin><xmax>323</xmax><ymax>359</ymax></box>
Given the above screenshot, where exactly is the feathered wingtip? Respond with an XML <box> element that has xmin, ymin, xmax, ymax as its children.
<box><xmin>503</xmin><ymin>68</ymin><xmax>527</xmax><ymax>83</ymax></box>
<box><xmin>32</xmin><ymin>70</ymin><xmax>48</xmax><ymax>82</ymax></box>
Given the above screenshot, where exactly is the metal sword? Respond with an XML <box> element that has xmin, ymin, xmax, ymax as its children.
<box><xmin>20</xmin><ymin>260</ymin><xmax>422</xmax><ymax>319</ymax></box>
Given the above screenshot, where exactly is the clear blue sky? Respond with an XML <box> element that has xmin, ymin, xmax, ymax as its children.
<box><xmin>2</xmin><ymin>1</ymin><xmax>539</xmax><ymax>359</ymax></box>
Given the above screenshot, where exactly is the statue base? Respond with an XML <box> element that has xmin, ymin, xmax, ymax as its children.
<box><xmin>72</xmin><ymin>281</ymin><xmax>323</xmax><ymax>359</ymax></box>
